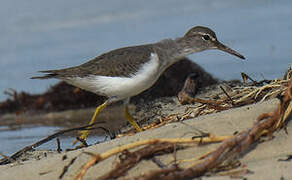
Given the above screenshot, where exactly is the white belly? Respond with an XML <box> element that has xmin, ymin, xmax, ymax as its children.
<box><xmin>64</xmin><ymin>53</ymin><xmax>160</xmax><ymax>100</ymax></box>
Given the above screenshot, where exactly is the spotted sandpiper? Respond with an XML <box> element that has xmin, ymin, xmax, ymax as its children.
<box><xmin>32</xmin><ymin>26</ymin><xmax>245</xmax><ymax>143</ymax></box>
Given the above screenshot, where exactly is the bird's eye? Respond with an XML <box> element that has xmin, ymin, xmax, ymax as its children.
<box><xmin>202</xmin><ymin>35</ymin><xmax>210</xmax><ymax>41</ymax></box>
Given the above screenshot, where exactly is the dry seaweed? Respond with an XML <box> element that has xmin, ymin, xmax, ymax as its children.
<box><xmin>176</xmin><ymin>69</ymin><xmax>291</xmax><ymax>121</ymax></box>
<box><xmin>97</xmin><ymin>142</ymin><xmax>176</xmax><ymax>180</ymax></box>
<box><xmin>74</xmin><ymin>135</ymin><xmax>230</xmax><ymax>180</ymax></box>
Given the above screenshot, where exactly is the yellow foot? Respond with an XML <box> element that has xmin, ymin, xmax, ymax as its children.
<box><xmin>73</xmin><ymin>101</ymin><xmax>108</xmax><ymax>145</ymax></box>
<box><xmin>77</xmin><ymin>130</ymin><xmax>90</xmax><ymax>143</ymax></box>
<box><xmin>125</xmin><ymin>106</ymin><xmax>143</xmax><ymax>132</ymax></box>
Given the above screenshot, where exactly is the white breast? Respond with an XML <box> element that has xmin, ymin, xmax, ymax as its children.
<box><xmin>65</xmin><ymin>53</ymin><xmax>160</xmax><ymax>100</ymax></box>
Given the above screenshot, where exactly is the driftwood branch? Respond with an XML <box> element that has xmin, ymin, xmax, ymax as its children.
<box><xmin>98</xmin><ymin>142</ymin><xmax>176</xmax><ymax>180</ymax></box>
<box><xmin>74</xmin><ymin>136</ymin><xmax>230</xmax><ymax>180</ymax></box>
<box><xmin>0</xmin><ymin>121</ymin><xmax>106</xmax><ymax>165</ymax></box>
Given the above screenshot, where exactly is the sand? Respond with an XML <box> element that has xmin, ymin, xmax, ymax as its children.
<box><xmin>0</xmin><ymin>97</ymin><xmax>291</xmax><ymax>180</ymax></box>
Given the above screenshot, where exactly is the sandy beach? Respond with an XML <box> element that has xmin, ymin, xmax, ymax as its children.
<box><xmin>0</xmin><ymin>95</ymin><xmax>291</xmax><ymax>180</ymax></box>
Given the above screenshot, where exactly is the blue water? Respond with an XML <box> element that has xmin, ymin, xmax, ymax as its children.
<box><xmin>0</xmin><ymin>126</ymin><xmax>105</xmax><ymax>155</ymax></box>
<box><xmin>0</xmin><ymin>0</ymin><xmax>291</xmax><ymax>101</ymax></box>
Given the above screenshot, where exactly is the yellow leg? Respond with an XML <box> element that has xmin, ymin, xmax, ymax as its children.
<box><xmin>73</xmin><ymin>101</ymin><xmax>108</xmax><ymax>145</ymax></box>
<box><xmin>125</xmin><ymin>106</ymin><xmax>143</xmax><ymax>132</ymax></box>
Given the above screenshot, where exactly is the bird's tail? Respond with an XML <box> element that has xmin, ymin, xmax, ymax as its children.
<box><xmin>31</xmin><ymin>70</ymin><xmax>58</xmax><ymax>79</ymax></box>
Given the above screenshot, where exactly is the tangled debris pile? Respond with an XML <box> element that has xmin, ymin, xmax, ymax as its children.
<box><xmin>134</xmin><ymin>67</ymin><xmax>291</xmax><ymax>132</ymax></box>
<box><xmin>172</xmin><ymin>67</ymin><xmax>292</xmax><ymax>122</ymax></box>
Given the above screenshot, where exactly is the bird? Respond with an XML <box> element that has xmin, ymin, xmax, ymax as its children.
<box><xmin>32</xmin><ymin>26</ymin><xmax>245</xmax><ymax>144</ymax></box>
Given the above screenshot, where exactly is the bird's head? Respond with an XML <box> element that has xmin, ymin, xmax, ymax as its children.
<box><xmin>181</xmin><ymin>26</ymin><xmax>245</xmax><ymax>60</ymax></box>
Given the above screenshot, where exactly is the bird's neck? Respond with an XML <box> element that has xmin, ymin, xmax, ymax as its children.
<box><xmin>154</xmin><ymin>37</ymin><xmax>196</xmax><ymax>70</ymax></box>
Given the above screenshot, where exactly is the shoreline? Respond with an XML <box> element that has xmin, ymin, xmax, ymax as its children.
<box><xmin>0</xmin><ymin>97</ymin><xmax>291</xmax><ymax>179</ymax></box>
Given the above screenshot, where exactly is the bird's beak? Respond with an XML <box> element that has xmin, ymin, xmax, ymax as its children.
<box><xmin>215</xmin><ymin>41</ymin><xmax>245</xmax><ymax>60</ymax></box>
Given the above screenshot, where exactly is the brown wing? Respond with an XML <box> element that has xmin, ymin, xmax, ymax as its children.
<box><xmin>32</xmin><ymin>44</ymin><xmax>155</xmax><ymax>79</ymax></box>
